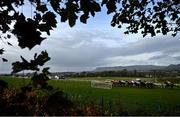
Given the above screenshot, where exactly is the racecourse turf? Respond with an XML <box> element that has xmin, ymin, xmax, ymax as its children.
<box><xmin>0</xmin><ymin>76</ymin><xmax>180</xmax><ymax>115</ymax></box>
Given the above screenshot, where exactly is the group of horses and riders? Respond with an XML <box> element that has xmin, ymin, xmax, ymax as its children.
<box><xmin>110</xmin><ymin>79</ymin><xmax>178</xmax><ymax>88</ymax></box>
<box><xmin>163</xmin><ymin>81</ymin><xmax>177</xmax><ymax>88</ymax></box>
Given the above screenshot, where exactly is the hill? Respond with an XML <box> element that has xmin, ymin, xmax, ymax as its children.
<box><xmin>165</xmin><ymin>64</ymin><xmax>180</xmax><ymax>71</ymax></box>
<box><xmin>95</xmin><ymin>64</ymin><xmax>180</xmax><ymax>72</ymax></box>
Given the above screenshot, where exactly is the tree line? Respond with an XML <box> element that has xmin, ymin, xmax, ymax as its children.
<box><xmin>67</xmin><ymin>70</ymin><xmax>180</xmax><ymax>78</ymax></box>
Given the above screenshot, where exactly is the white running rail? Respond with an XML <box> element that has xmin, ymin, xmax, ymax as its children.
<box><xmin>91</xmin><ymin>80</ymin><xmax>112</xmax><ymax>89</ymax></box>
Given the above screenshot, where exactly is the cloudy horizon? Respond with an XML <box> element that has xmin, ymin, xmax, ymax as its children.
<box><xmin>1</xmin><ymin>28</ymin><xmax>180</xmax><ymax>74</ymax></box>
<box><xmin>0</xmin><ymin>5</ymin><xmax>180</xmax><ymax>74</ymax></box>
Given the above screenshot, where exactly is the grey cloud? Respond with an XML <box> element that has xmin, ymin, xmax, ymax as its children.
<box><xmin>45</xmin><ymin>31</ymin><xmax>180</xmax><ymax>69</ymax></box>
<box><xmin>149</xmin><ymin>55</ymin><xmax>169</xmax><ymax>60</ymax></box>
<box><xmin>1</xmin><ymin>28</ymin><xmax>180</xmax><ymax>73</ymax></box>
<box><xmin>0</xmin><ymin>62</ymin><xmax>12</xmax><ymax>74</ymax></box>
<box><xmin>174</xmin><ymin>56</ymin><xmax>180</xmax><ymax>60</ymax></box>
<box><xmin>48</xmin><ymin>44</ymin><xmax>108</xmax><ymax>67</ymax></box>
<box><xmin>163</xmin><ymin>47</ymin><xmax>180</xmax><ymax>55</ymax></box>
<box><xmin>111</xmin><ymin>36</ymin><xmax>180</xmax><ymax>56</ymax></box>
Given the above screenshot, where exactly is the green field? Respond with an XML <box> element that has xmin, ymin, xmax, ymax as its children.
<box><xmin>0</xmin><ymin>76</ymin><xmax>180</xmax><ymax>115</ymax></box>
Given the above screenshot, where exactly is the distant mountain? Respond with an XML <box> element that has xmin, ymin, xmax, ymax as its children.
<box><xmin>95</xmin><ymin>65</ymin><xmax>166</xmax><ymax>72</ymax></box>
<box><xmin>165</xmin><ymin>64</ymin><xmax>180</xmax><ymax>71</ymax></box>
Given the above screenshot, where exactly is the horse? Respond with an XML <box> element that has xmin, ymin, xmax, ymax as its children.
<box><xmin>111</xmin><ymin>80</ymin><xmax>120</xmax><ymax>87</ymax></box>
<box><xmin>125</xmin><ymin>81</ymin><xmax>134</xmax><ymax>87</ymax></box>
<box><xmin>119</xmin><ymin>80</ymin><xmax>126</xmax><ymax>87</ymax></box>
<box><xmin>145</xmin><ymin>82</ymin><xmax>154</xmax><ymax>88</ymax></box>
<box><xmin>139</xmin><ymin>81</ymin><xmax>147</xmax><ymax>88</ymax></box>
<box><xmin>164</xmin><ymin>81</ymin><xmax>174</xmax><ymax>88</ymax></box>
<box><xmin>133</xmin><ymin>81</ymin><xmax>141</xmax><ymax>88</ymax></box>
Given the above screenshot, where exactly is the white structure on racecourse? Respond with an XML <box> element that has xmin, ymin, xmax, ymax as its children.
<box><xmin>54</xmin><ymin>75</ymin><xmax>60</xmax><ymax>79</ymax></box>
<box><xmin>91</xmin><ymin>80</ymin><xmax>112</xmax><ymax>89</ymax></box>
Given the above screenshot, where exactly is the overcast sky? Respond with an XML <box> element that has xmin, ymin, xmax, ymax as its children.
<box><xmin>0</xmin><ymin>4</ymin><xmax>180</xmax><ymax>73</ymax></box>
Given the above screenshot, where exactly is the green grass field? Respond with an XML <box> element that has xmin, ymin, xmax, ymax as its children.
<box><xmin>0</xmin><ymin>76</ymin><xmax>180</xmax><ymax>115</ymax></box>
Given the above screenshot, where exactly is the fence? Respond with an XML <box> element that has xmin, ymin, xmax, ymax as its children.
<box><xmin>91</xmin><ymin>80</ymin><xmax>112</xmax><ymax>89</ymax></box>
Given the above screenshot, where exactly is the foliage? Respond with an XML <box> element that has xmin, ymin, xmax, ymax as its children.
<box><xmin>0</xmin><ymin>83</ymin><xmax>73</xmax><ymax>116</ymax></box>
<box><xmin>67</xmin><ymin>70</ymin><xmax>180</xmax><ymax>78</ymax></box>
<box><xmin>68</xmin><ymin>70</ymin><xmax>146</xmax><ymax>77</ymax></box>
<box><xmin>12</xmin><ymin>51</ymin><xmax>50</xmax><ymax>73</ymax></box>
<box><xmin>0</xmin><ymin>48</ymin><xmax>7</xmax><ymax>62</ymax></box>
<box><xmin>0</xmin><ymin>80</ymin><xmax>8</xmax><ymax>93</ymax></box>
<box><xmin>12</xmin><ymin>51</ymin><xmax>51</xmax><ymax>89</ymax></box>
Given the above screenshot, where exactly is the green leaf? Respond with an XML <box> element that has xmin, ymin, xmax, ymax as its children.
<box><xmin>106</xmin><ymin>0</ymin><xmax>117</xmax><ymax>14</ymax></box>
<box><xmin>0</xmin><ymin>49</ymin><xmax>4</xmax><ymax>55</ymax></box>
<box><xmin>7</xmin><ymin>42</ymin><xmax>13</xmax><ymax>46</ymax></box>
<box><xmin>92</xmin><ymin>2</ymin><xmax>101</xmax><ymax>12</ymax></box>
<box><xmin>68</xmin><ymin>18</ymin><xmax>76</xmax><ymax>27</ymax></box>
<box><xmin>60</xmin><ymin>9</ymin><xmax>68</xmax><ymax>22</ymax></box>
<box><xmin>12</xmin><ymin>51</ymin><xmax>50</xmax><ymax>73</ymax></box>
<box><xmin>2</xmin><ymin>58</ymin><xmax>8</xmax><ymax>62</ymax></box>
<box><xmin>80</xmin><ymin>14</ymin><xmax>89</xmax><ymax>24</ymax></box>
<box><xmin>36</xmin><ymin>4</ymin><xmax>48</xmax><ymax>13</ymax></box>
<box><xmin>101</xmin><ymin>0</ymin><xmax>108</xmax><ymax>6</ymax></box>
<box><xmin>42</xmin><ymin>67</ymin><xmax>50</xmax><ymax>75</ymax></box>
<box><xmin>12</xmin><ymin>15</ymin><xmax>45</xmax><ymax>49</ymax></box>
<box><xmin>7</xmin><ymin>34</ymin><xmax>11</xmax><ymax>38</ymax></box>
